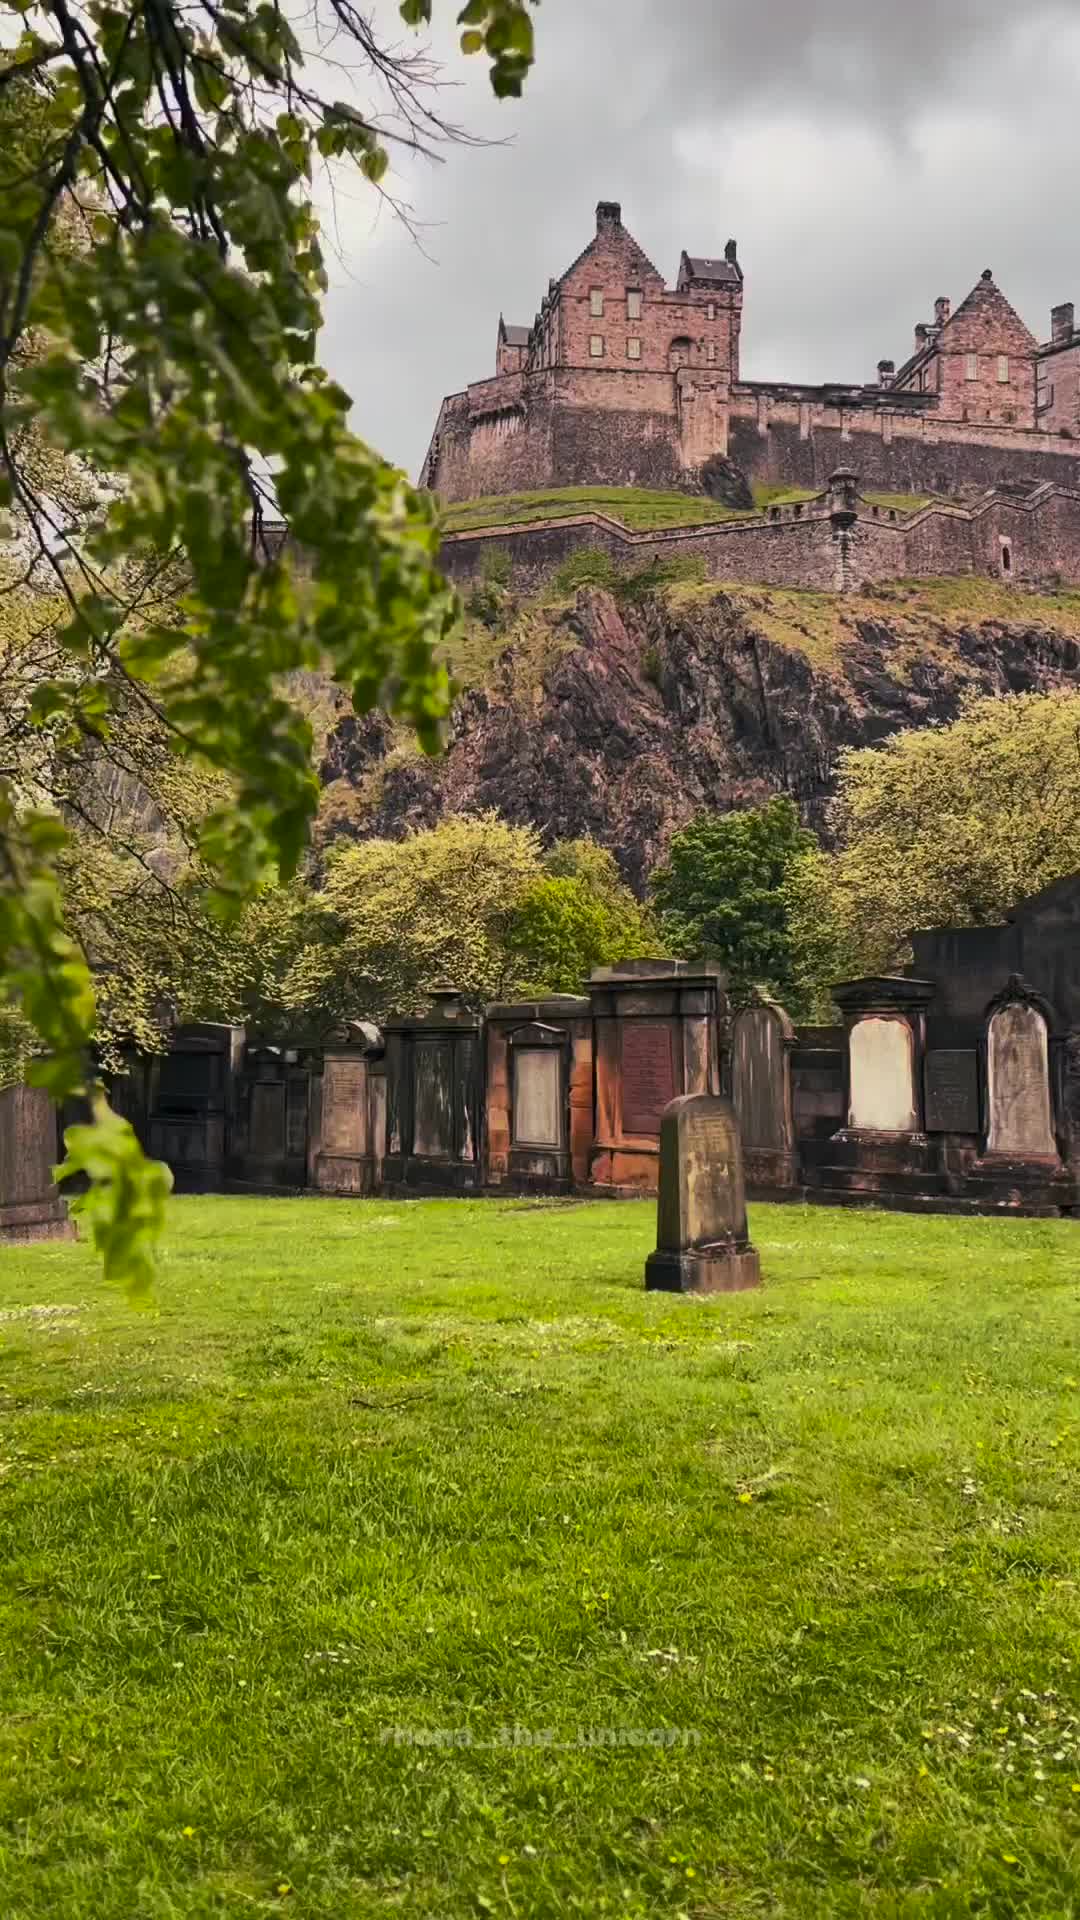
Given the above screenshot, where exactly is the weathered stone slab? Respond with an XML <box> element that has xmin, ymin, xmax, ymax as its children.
<box><xmin>848</xmin><ymin>1016</ymin><xmax>916</xmax><ymax>1132</ymax></box>
<box><xmin>924</xmin><ymin>1049</ymin><xmax>980</xmax><ymax>1134</ymax></box>
<box><xmin>513</xmin><ymin>1049</ymin><xmax>561</xmax><ymax>1148</ymax></box>
<box><xmin>645</xmin><ymin>1093</ymin><xmax>760</xmax><ymax>1294</ymax></box>
<box><xmin>987</xmin><ymin>1003</ymin><xmax>1057</xmax><ymax>1159</ymax></box>
<box><xmin>321</xmin><ymin>1057</ymin><xmax>368</xmax><ymax>1157</ymax></box>
<box><xmin>732</xmin><ymin>1002</ymin><xmax>796</xmax><ymax>1188</ymax></box>
<box><xmin>413</xmin><ymin>1040</ymin><xmax>453</xmax><ymax>1158</ymax></box>
<box><xmin>622</xmin><ymin>1023</ymin><xmax>676</xmax><ymax>1136</ymax></box>
<box><xmin>0</xmin><ymin>1084</ymin><xmax>73</xmax><ymax>1243</ymax></box>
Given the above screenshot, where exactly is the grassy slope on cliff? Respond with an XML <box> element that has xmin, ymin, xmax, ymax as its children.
<box><xmin>438</xmin><ymin>484</ymin><xmax>945</xmax><ymax>534</ymax></box>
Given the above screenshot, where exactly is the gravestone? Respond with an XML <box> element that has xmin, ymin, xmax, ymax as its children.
<box><xmin>310</xmin><ymin>1022</ymin><xmax>384</xmax><ymax>1196</ymax></box>
<box><xmin>484</xmin><ymin>998</ymin><xmax>592</xmax><ymax>1196</ymax></box>
<box><xmin>622</xmin><ymin>1023</ymin><xmax>677</xmax><ymax>1136</ymax></box>
<box><xmin>924</xmin><ymin>1049</ymin><xmax>980</xmax><ymax>1135</ymax></box>
<box><xmin>382</xmin><ymin>987</ymin><xmax>484</xmax><ymax>1194</ymax></box>
<box><xmin>589</xmin><ymin>960</ymin><xmax>728</xmax><ymax>1196</ymax></box>
<box><xmin>0</xmin><ymin>1084</ymin><xmax>74</xmax><ymax>1243</ymax></box>
<box><xmin>732</xmin><ymin>1000</ymin><xmax>796</xmax><ymax>1190</ymax></box>
<box><xmin>848</xmin><ymin>1016</ymin><xmax>917</xmax><ymax>1132</ymax></box>
<box><xmin>513</xmin><ymin>1047</ymin><xmax>561</xmax><ymax>1148</ymax></box>
<box><xmin>987</xmin><ymin>1001</ymin><xmax>1057</xmax><ymax>1159</ymax></box>
<box><xmin>645</xmin><ymin>1094</ymin><xmax>760</xmax><ymax>1294</ymax></box>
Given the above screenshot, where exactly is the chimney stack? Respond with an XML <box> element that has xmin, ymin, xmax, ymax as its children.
<box><xmin>724</xmin><ymin>238</ymin><xmax>738</xmax><ymax>264</ymax></box>
<box><xmin>934</xmin><ymin>296</ymin><xmax>951</xmax><ymax>327</ymax></box>
<box><xmin>1052</xmin><ymin>301</ymin><xmax>1075</xmax><ymax>345</ymax></box>
<box><xmin>915</xmin><ymin>323</ymin><xmax>929</xmax><ymax>352</ymax></box>
<box><xmin>596</xmin><ymin>201</ymin><xmax>621</xmax><ymax>233</ymax></box>
<box><xmin>878</xmin><ymin>359</ymin><xmax>895</xmax><ymax>387</ymax></box>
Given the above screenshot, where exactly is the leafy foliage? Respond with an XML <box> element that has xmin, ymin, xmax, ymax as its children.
<box><xmin>785</xmin><ymin>691</ymin><xmax>1080</xmax><ymax>1013</ymax></box>
<box><xmin>0</xmin><ymin>2</ymin><xmax>539</xmax><ymax>1282</ymax></box>
<box><xmin>508</xmin><ymin>842</ymin><xmax>659</xmax><ymax>994</ymax></box>
<box><xmin>650</xmin><ymin>798</ymin><xmax>817</xmax><ymax>1004</ymax></box>
<box><xmin>285</xmin><ymin>814</ymin><xmax>544</xmax><ymax>1025</ymax></box>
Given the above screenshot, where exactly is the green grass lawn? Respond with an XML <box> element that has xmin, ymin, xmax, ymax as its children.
<box><xmin>1</xmin><ymin>1197</ymin><xmax>1079</xmax><ymax>1918</ymax></box>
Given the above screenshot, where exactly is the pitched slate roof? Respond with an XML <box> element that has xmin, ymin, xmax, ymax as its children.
<box><xmin>682</xmin><ymin>254</ymin><xmax>741</xmax><ymax>286</ymax></box>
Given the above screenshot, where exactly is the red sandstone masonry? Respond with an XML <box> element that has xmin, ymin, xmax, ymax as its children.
<box><xmin>421</xmin><ymin>201</ymin><xmax>1080</xmax><ymax>510</ymax></box>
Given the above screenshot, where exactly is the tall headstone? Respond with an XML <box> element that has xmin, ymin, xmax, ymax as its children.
<box><xmin>310</xmin><ymin>1022</ymin><xmax>384</xmax><ymax>1195</ymax></box>
<box><xmin>147</xmin><ymin>1023</ymin><xmax>242</xmax><ymax>1192</ymax></box>
<box><xmin>732</xmin><ymin>998</ymin><xmax>797</xmax><ymax>1191</ymax></box>
<box><xmin>227</xmin><ymin>1042</ymin><xmax>313</xmax><ymax>1190</ymax></box>
<box><xmin>645</xmin><ymin>1094</ymin><xmax>760</xmax><ymax>1294</ymax></box>
<box><xmin>589</xmin><ymin>960</ymin><xmax>728</xmax><ymax>1196</ymax></box>
<box><xmin>986</xmin><ymin>999</ymin><xmax>1058</xmax><ymax>1160</ymax></box>
<box><xmin>382</xmin><ymin>987</ymin><xmax>484</xmax><ymax>1194</ymax></box>
<box><xmin>484</xmin><ymin>997</ymin><xmax>593</xmax><ymax>1195</ymax></box>
<box><xmin>0</xmin><ymin>1084</ymin><xmax>74</xmax><ymax>1243</ymax></box>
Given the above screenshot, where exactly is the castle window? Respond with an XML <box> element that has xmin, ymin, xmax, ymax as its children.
<box><xmin>627</xmin><ymin>337</ymin><xmax>641</xmax><ymax>360</ymax></box>
<box><xmin>966</xmin><ymin>353</ymin><xmax>978</xmax><ymax>381</ymax></box>
<box><xmin>1001</xmin><ymin>541</ymin><xmax>1013</xmax><ymax>575</ymax></box>
<box><xmin>707</xmin><ymin>342</ymin><xmax>716</xmax><ymax>364</ymax></box>
<box><xmin>668</xmin><ymin>336</ymin><xmax>692</xmax><ymax>370</ymax></box>
<box><xmin>590</xmin><ymin>289</ymin><xmax>604</xmax><ymax>317</ymax></box>
<box><xmin>626</xmin><ymin>288</ymin><xmax>642</xmax><ymax>319</ymax></box>
<box><xmin>707</xmin><ymin>302</ymin><xmax>716</xmax><ymax>321</ymax></box>
<box><xmin>590</xmin><ymin>334</ymin><xmax>604</xmax><ymax>358</ymax></box>
<box><xmin>997</xmin><ymin>354</ymin><xmax>1010</xmax><ymax>383</ymax></box>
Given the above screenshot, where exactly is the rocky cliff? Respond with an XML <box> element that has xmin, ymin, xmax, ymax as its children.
<box><xmin>319</xmin><ymin>578</ymin><xmax>1080</xmax><ymax>891</ymax></box>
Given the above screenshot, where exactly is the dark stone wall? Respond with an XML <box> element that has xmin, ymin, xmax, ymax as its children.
<box><xmin>729</xmin><ymin>412</ymin><xmax>1080</xmax><ymax>497</ymax></box>
<box><xmin>911</xmin><ymin>876</ymin><xmax>1080</xmax><ymax>1041</ymax></box>
<box><xmin>550</xmin><ymin>403</ymin><xmax>684</xmax><ymax>489</ymax></box>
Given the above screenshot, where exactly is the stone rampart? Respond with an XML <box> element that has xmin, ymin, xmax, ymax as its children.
<box><xmin>438</xmin><ymin>480</ymin><xmax>1080</xmax><ymax>596</ymax></box>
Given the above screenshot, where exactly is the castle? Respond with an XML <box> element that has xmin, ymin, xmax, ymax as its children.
<box><xmin>421</xmin><ymin>200</ymin><xmax>1080</xmax><ymax>506</ymax></box>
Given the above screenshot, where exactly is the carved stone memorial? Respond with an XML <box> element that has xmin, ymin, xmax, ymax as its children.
<box><xmin>986</xmin><ymin>1001</ymin><xmax>1058</xmax><ymax>1160</ymax></box>
<box><xmin>645</xmin><ymin>1093</ymin><xmax>761</xmax><ymax>1294</ymax></box>
<box><xmin>923</xmin><ymin>1049</ymin><xmax>980</xmax><ymax>1135</ymax></box>
<box><xmin>0</xmin><ymin>1083</ymin><xmax>73</xmax><ymax>1243</ymax></box>
<box><xmin>621</xmin><ymin>1023</ymin><xmax>677</xmax><ymax>1137</ymax></box>
<box><xmin>732</xmin><ymin>1000</ymin><xmax>797</xmax><ymax>1190</ymax></box>
<box><xmin>848</xmin><ymin>1016</ymin><xmax>918</xmax><ymax>1133</ymax></box>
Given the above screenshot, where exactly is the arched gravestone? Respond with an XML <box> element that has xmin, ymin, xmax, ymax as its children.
<box><xmin>732</xmin><ymin>1001</ymin><xmax>796</xmax><ymax>1189</ymax></box>
<box><xmin>987</xmin><ymin>1001</ymin><xmax>1057</xmax><ymax>1159</ymax></box>
<box><xmin>0</xmin><ymin>1084</ymin><xmax>73</xmax><ymax>1242</ymax></box>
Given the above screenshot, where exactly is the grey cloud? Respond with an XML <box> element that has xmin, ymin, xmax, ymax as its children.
<box><xmin>314</xmin><ymin>0</ymin><xmax>1080</xmax><ymax>476</ymax></box>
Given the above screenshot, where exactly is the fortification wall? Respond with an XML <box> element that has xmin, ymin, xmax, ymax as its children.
<box><xmin>438</xmin><ymin>483</ymin><xmax>1080</xmax><ymax>599</ymax></box>
<box><xmin>439</xmin><ymin>505</ymin><xmax>844</xmax><ymax>597</ymax></box>
<box><xmin>729</xmin><ymin>394</ymin><xmax>1080</xmax><ymax>496</ymax></box>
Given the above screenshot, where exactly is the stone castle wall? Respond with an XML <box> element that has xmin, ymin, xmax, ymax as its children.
<box><xmin>438</xmin><ymin>481</ymin><xmax>1080</xmax><ymax>598</ymax></box>
<box><xmin>427</xmin><ymin>367</ymin><xmax>1080</xmax><ymax>508</ymax></box>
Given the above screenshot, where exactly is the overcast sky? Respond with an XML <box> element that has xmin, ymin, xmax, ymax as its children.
<box><xmin>313</xmin><ymin>0</ymin><xmax>1080</xmax><ymax>481</ymax></box>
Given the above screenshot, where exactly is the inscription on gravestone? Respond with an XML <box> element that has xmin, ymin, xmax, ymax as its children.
<box><xmin>514</xmin><ymin>1050</ymin><xmax>561</xmax><ymax>1148</ymax></box>
<box><xmin>924</xmin><ymin>1050</ymin><xmax>980</xmax><ymax>1134</ymax></box>
<box><xmin>322</xmin><ymin>1059</ymin><xmax>367</xmax><ymax>1155</ymax></box>
<box><xmin>622</xmin><ymin>1024</ymin><xmax>676</xmax><ymax>1136</ymax></box>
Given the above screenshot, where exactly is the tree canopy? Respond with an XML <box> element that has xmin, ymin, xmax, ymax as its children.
<box><xmin>649</xmin><ymin>798</ymin><xmax>816</xmax><ymax>1003</ymax></box>
<box><xmin>0</xmin><ymin>1</ymin><xmax>539</xmax><ymax>1283</ymax></box>
<box><xmin>784</xmin><ymin>690</ymin><xmax>1080</xmax><ymax>1015</ymax></box>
